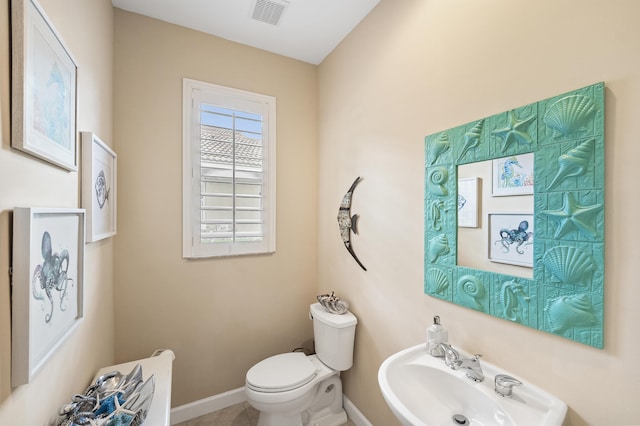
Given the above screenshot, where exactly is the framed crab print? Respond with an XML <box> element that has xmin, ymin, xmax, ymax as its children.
<box><xmin>81</xmin><ymin>132</ymin><xmax>117</xmax><ymax>242</ymax></box>
<box><xmin>12</xmin><ymin>208</ymin><xmax>85</xmax><ymax>386</ymax></box>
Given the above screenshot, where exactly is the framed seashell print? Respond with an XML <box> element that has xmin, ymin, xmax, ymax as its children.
<box><xmin>81</xmin><ymin>132</ymin><xmax>117</xmax><ymax>242</ymax></box>
<box><xmin>425</xmin><ymin>82</ymin><xmax>605</xmax><ymax>348</ymax></box>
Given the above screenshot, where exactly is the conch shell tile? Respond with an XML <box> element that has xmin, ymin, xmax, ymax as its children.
<box><xmin>428</xmin><ymin>132</ymin><xmax>450</xmax><ymax>165</ymax></box>
<box><xmin>547</xmin><ymin>138</ymin><xmax>595</xmax><ymax>190</ymax></box>
<box><xmin>545</xmin><ymin>293</ymin><xmax>597</xmax><ymax>334</ymax></box>
<box><xmin>427</xmin><ymin>234</ymin><xmax>450</xmax><ymax>263</ymax></box>
<box><xmin>458</xmin><ymin>119</ymin><xmax>484</xmax><ymax>161</ymax></box>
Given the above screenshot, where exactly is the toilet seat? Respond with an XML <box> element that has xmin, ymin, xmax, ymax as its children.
<box><xmin>246</xmin><ymin>352</ymin><xmax>318</xmax><ymax>393</ymax></box>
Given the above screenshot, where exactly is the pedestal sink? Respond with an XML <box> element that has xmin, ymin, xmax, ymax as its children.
<box><xmin>378</xmin><ymin>344</ymin><xmax>567</xmax><ymax>426</ymax></box>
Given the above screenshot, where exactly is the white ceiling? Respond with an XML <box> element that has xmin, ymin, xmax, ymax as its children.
<box><xmin>111</xmin><ymin>0</ymin><xmax>381</xmax><ymax>65</ymax></box>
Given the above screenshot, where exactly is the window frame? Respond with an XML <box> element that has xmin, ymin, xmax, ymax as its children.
<box><xmin>183</xmin><ymin>78</ymin><xmax>276</xmax><ymax>258</ymax></box>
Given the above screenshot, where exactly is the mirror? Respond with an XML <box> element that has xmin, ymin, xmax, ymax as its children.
<box><xmin>424</xmin><ymin>82</ymin><xmax>605</xmax><ymax>348</ymax></box>
<box><xmin>457</xmin><ymin>158</ymin><xmax>533</xmax><ymax>279</ymax></box>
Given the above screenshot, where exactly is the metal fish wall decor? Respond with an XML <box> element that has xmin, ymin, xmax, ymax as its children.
<box><xmin>337</xmin><ymin>177</ymin><xmax>366</xmax><ymax>271</ymax></box>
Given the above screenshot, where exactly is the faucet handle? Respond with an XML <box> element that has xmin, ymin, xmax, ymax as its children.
<box><xmin>495</xmin><ymin>374</ymin><xmax>523</xmax><ymax>397</ymax></box>
<box><xmin>439</xmin><ymin>343</ymin><xmax>460</xmax><ymax>367</ymax></box>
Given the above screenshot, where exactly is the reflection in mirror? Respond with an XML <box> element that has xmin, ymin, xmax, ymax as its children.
<box><xmin>457</xmin><ymin>158</ymin><xmax>533</xmax><ymax>279</ymax></box>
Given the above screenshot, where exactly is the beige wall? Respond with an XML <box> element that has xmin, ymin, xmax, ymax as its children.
<box><xmin>318</xmin><ymin>0</ymin><xmax>640</xmax><ymax>425</ymax></box>
<box><xmin>112</xmin><ymin>10</ymin><xmax>318</xmax><ymax>406</ymax></box>
<box><xmin>2</xmin><ymin>1</ymin><xmax>638</xmax><ymax>424</ymax></box>
<box><xmin>0</xmin><ymin>0</ymin><xmax>114</xmax><ymax>424</ymax></box>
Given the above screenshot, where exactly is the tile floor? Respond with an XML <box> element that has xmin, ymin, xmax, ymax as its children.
<box><xmin>174</xmin><ymin>401</ymin><xmax>357</xmax><ymax>426</ymax></box>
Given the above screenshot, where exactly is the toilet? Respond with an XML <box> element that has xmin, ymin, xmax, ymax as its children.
<box><xmin>245</xmin><ymin>303</ymin><xmax>357</xmax><ymax>426</ymax></box>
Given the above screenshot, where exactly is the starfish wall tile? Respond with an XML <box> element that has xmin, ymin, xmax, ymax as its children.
<box><xmin>541</xmin><ymin>192</ymin><xmax>603</xmax><ymax>239</ymax></box>
<box><xmin>492</xmin><ymin>110</ymin><xmax>537</xmax><ymax>152</ymax></box>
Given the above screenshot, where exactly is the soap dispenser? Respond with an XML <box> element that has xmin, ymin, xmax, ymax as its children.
<box><xmin>427</xmin><ymin>315</ymin><xmax>448</xmax><ymax>357</ymax></box>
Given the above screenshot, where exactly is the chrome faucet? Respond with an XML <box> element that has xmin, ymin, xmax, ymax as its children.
<box><xmin>451</xmin><ymin>354</ymin><xmax>484</xmax><ymax>382</ymax></box>
<box><xmin>433</xmin><ymin>344</ymin><xmax>484</xmax><ymax>382</ymax></box>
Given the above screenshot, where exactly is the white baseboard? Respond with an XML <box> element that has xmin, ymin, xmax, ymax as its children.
<box><xmin>169</xmin><ymin>388</ymin><xmax>372</xmax><ymax>426</ymax></box>
<box><xmin>170</xmin><ymin>387</ymin><xmax>246</xmax><ymax>425</ymax></box>
<box><xmin>343</xmin><ymin>395</ymin><xmax>373</xmax><ymax>426</ymax></box>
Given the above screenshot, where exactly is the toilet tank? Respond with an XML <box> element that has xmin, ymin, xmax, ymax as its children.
<box><xmin>310</xmin><ymin>303</ymin><xmax>357</xmax><ymax>371</ymax></box>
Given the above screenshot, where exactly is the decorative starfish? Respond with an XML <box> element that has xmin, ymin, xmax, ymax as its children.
<box><xmin>541</xmin><ymin>192</ymin><xmax>603</xmax><ymax>239</ymax></box>
<box><xmin>491</xmin><ymin>110</ymin><xmax>537</xmax><ymax>152</ymax></box>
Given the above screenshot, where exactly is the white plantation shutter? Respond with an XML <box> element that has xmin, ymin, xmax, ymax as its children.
<box><xmin>183</xmin><ymin>79</ymin><xmax>276</xmax><ymax>257</ymax></box>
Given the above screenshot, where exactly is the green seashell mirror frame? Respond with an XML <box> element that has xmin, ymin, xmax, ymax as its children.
<box><xmin>424</xmin><ymin>82</ymin><xmax>605</xmax><ymax>348</ymax></box>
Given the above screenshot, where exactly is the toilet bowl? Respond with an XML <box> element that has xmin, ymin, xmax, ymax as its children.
<box><xmin>245</xmin><ymin>303</ymin><xmax>357</xmax><ymax>426</ymax></box>
<box><xmin>246</xmin><ymin>353</ymin><xmax>345</xmax><ymax>426</ymax></box>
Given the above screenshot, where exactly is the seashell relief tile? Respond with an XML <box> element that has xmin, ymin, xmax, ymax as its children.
<box><xmin>534</xmin><ymin>241</ymin><xmax>605</xmax><ymax>293</ymax></box>
<box><xmin>425</xmin><ymin>266</ymin><xmax>453</xmax><ymax>301</ymax></box>
<box><xmin>424</xmin><ymin>82</ymin><xmax>605</xmax><ymax>348</ymax></box>
<box><xmin>454</xmin><ymin>268</ymin><xmax>492</xmax><ymax>313</ymax></box>
<box><xmin>426</xmin><ymin>131</ymin><xmax>452</xmax><ymax>166</ymax></box>
<box><xmin>537</xmin><ymin>137</ymin><xmax>605</xmax><ymax>192</ymax></box>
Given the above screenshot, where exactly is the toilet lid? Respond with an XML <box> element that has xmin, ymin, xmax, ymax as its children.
<box><xmin>246</xmin><ymin>352</ymin><xmax>317</xmax><ymax>392</ymax></box>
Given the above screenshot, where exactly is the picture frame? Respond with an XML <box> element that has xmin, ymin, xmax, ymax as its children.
<box><xmin>457</xmin><ymin>177</ymin><xmax>480</xmax><ymax>228</ymax></box>
<box><xmin>488</xmin><ymin>213</ymin><xmax>534</xmax><ymax>268</ymax></box>
<box><xmin>82</xmin><ymin>132</ymin><xmax>117</xmax><ymax>242</ymax></box>
<box><xmin>11</xmin><ymin>0</ymin><xmax>78</xmax><ymax>171</ymax></box>
<box><xmin>492</xmin><ymin>153</ymin><xmax>534</xmax><ymax>196</ymax></box>
<box><xmin>12</xmin><ymin>208</ymin><xmax>85</xmax><ymax>386</ymax></box>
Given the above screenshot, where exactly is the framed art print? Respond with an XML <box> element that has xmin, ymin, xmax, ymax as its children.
<box><xmin>457</xmin><ymin>177</ymin><xmax>480</xmax><ymax>228</ymax></box>
<box><xmin>488</xmin><ymin>213</ymin><xmax>534</xmax><ymax>268</ymax></box>
<box><xmin>492</xmin><ymin>153</ymin><xmax>534</xmax><ymax>196</ymax></box>
<box><xmin>12</xmin><ymin>208</ymin><xmax>85</xmax><ymax>386</ymax></box>
<box><xmin>81</xmin><ymin>132</ymin><xmax>117</xmax><ymax>242</ymax></box>
<box><xmin>11</xmin><ymin>0</ymin><xmax>78</xmax><ymax>171</ymax></box>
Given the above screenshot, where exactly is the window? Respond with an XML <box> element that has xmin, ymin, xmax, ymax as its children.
<box><xmin>183</xmin><ymin>79</ymin><xmax>276</xmax><ymax>258</ymax></box>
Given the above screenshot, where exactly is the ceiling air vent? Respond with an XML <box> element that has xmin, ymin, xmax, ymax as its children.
<box><xmin>251</xmin><ymin>0</ymin><xmax>289</xmax><ymax>26</ymax></box>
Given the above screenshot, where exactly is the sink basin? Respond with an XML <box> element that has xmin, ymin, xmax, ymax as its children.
<box><xmin>378</xmin><ymin>344</ymin><xmax>567</xmax><ymax>426</ymax></box>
